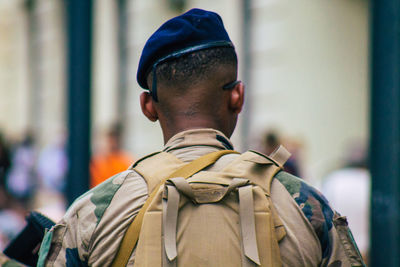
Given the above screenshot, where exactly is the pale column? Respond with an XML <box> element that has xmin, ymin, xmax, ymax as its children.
<box><xmin>35</xmin><ymin>0</ymin><xmax>66</xmax><ymax>146</ymax></box>
<box><xmin>92</xmin><ymin>0</ymin><xmax>119</xmax><ymax>134</ymax></box>
<box><xmin>0</xmin><ymin>0</ymin><xmax>30</xmax><ymax>139</ymax></box>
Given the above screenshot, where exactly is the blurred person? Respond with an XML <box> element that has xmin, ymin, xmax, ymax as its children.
<box><xmin>0</xmin><ymin>196</ymin><xmax>25</xmax><ymax>251</ymax></box>
<box><xmin>0</xmin><ymin>132</ymin><xmax>11</xmax><ymax>188</ymax></box>
<box><xmin>0</xmin><ymin>175</ymin><xmax>26</xmax><ymax>252</ymax></box>
<box><xmin>263</xmin><ymin>130</ymin><xmax>302</xmax><ymax>177</ymax></box>
<box><xmin>36</xmin><ymin>9</ymin><xmax>364</xmax><ymax>266</ymax></box>
<box><xmin>322</xmin><ymin>142</ymin><xmax>370</xmax><ymax>262</ymax></box>
<box><xmin>90</xmin><ymin>123</ymin><xmax>135</xmax><ymax>188</ymax></box>
<box><xmin>34</xmin><ymin>134</ymin><xmax>68</xmax><ymax>222</ymax></box>
<box><xmin>36</xmin><ymin>135</ymin><xmax>67</xmax><ymax>193</ymax></box>
<box><xmin>0</xmin><ymin>132</ymin><xmax>26</xmax><ymax>254</ymax></box>
<box><xmin>6</xmin><ymin>132</ymin><xmax>37</xmax><ymax>205</ymax></box>
<box><xmin>0</xmin><ymin>132</ymin><xmax>32</xmax><ymax>255</ymax></box>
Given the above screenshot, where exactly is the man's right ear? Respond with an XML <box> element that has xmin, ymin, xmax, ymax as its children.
<box><xmin>140</xmin><ymin>91</ymin><xmax>158</xmax><ymax>122</ymax></box>
<box><xmin>228</xmin><ymin>81</ymin><xmax>244</xmax><ymax>115</ymax></box>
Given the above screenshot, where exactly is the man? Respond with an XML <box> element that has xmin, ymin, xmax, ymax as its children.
<box><xmin>37</xmin><ymin>8</ymin><xmax>364</xmax><ymax>266</ymax></box>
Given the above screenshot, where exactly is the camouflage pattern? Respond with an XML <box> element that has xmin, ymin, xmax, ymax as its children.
<box><xmin>274</xmin><ymin>171</ymin><xmax>365</xmax><ymax>266</ymax></box>
<box><xmin>36</xmin><ymin>128</ymin><xmax>365</xmax><ymax>267</ymax></box>
<box><xmin>276</xmin><ymin>172</ymin><xmax>334</xmax><ymax>258</ymax></box>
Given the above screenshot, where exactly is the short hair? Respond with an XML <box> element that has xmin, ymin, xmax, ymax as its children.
<box><xmin>153</xmin><ymin>47</ymin><xmax>238</xmax><ymax>90</ymax></box>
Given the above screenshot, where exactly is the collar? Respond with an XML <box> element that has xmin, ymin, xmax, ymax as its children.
<box><xmin>163</xmin><ymin>128</ymin><xmax>234</xmax><ymax>152</ymax></box>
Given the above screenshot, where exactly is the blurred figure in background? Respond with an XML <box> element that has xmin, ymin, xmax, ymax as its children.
<box><xmin>0</xmin><ymin>131</ymin><xmax>26</xmax><ymax>251</ymax></box>
<box><xmin>34</xmin><ymin>133</ymin><xmax>68</xmax><ymax>222</ymax></box>
<box><xmin>322</xmin><ymin>142</ymin><xmax>370</xmax><ymax>262</ymax></box>
<box><xmin>6</xmin><ymin>132</ymin><xmax>37</xmax><ymax>206</ymax></box>
<box><xmin>36</xmin><ymin>134</ymin><xmax>67</xmax><ymax>194</ymax></box>
<box><xmin>0</xmin><ymin>132</ymin><xmax>11</xmax><ymax>188</ymax></box>
<box><xmin>263</xmin><ymin>130</ymin><xmax>302</xmax><ymax>177</ymax></box>
<box><xmin>90</xmin><ymin>123</ymin><xmax>135</xmax><ymax>188</ymax></box>
<box><xmin>0</xmin><ymin>192</ymin><xmax>25</xmax><ymax>251</ymax></box>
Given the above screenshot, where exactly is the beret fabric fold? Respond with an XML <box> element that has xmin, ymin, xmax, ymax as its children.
<box><xmin>137</xmin><ymin>8</ymin><xmax>234</xmax><ymax>90</ymax></box>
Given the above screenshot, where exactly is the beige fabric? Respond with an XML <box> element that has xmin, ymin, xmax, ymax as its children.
<box><xmin>332</xmin><ymin>214</ymin><xmax>365</xmax><ymax>266</ymax></box>
<box><xmin>112</xmin><ymin>150</ymin><xmax>239</xmax><ymax>266</ymax></box>
<box><xmin>133</xmin><ymin>149</ymin><xmax>287</xmax><ymax>267</ymax></box>
<box><xmin>164</xmin><ymin>185</ymin><xmax>180</xmax><ymax>261</ymax></box>
<box><xmin>268</xmin><ymin>145</ymin><xmax>291</xmax><ymax>168</ymax></box>
<box><xmin>133</xmin><ymin>152</ymin><xmax>186</xmax><ymax>193</ymax></box>
<box><xmin>270</xmin><ymin>180</ymin><xmax>321</xmax><ymax>266</ymax></box>
<box><xmin>238</xmin><ymin>185</ymin><xmax>260</xmax><ymax>265</ymax></box>
<box><xmin>41</xmin><ymin>128</ymin><xmax>343</xmax><ymax>267</ymax></box>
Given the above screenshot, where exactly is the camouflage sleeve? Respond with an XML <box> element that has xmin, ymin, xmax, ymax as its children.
<box><xmin>36</xmin><ymin>208</ymin><xmax>89</xmax><ymax>267</ymax></box>
<box><xmin>36</xmin><ymin>185</ymin><xmax>116</xmax><ymax>267</ymax></box>
<box><xmin>275</xmin><ymin>171</ymin><xmax>366</xmax><ymax>267</ymax></box>
<box><xmin>36</xmin><ymin>170</ymin><xmax>138</xmax><ymax>267</ymax></box>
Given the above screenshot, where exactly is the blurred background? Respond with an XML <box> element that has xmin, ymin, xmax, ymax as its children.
<box><xmin>0</xmin><ymin>0</ymin><xmax>398</xmax><ymax>266</ymax></box>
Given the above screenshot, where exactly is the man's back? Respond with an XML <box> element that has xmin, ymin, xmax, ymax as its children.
<box><xmin>38</xmin><ymin>129</ymin><xmax>362</xmax><ymax>266</ymax></box>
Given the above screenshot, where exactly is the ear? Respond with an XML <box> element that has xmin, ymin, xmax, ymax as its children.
<box><xmin>140</xmin><ymin>91</ymin><xmax>158</xmax><ymax>122</ymax></box>
<box><xmin>229</xmin><ymin>82</ymin><xmax>244</xmax><ymax>114</ymax></box>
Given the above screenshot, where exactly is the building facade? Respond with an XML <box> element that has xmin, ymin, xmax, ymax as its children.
<box><xmin>0</xmin><ymin>0</ymin><xmax>369</xmax><ymax>181</ymax></box>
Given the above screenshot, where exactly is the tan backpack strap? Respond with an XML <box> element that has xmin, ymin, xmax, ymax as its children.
<box><xmin>163</xmin><ymin>177</ymin><xmax>254</xmax><ymax>267</ymax></box>
<box><xmin>220</xmin><ymin>149</ymin><xmax>289</xmax><ymax>244</ymax></box>
<box><xmin>167</xmin><ymin>178</ymin><xmax>195</xmax><ymax>200</ymax></box>
<box><xmin>168</xmin><ymin>177</ymin><xmax>248</xmax><ymax>204</ymax></box>
<box><xmin>133</xmin><ymin>152</ymin><xmax>185</xmax><ymax>193</ymax></box>
<box><xmin>111</xmin><ymin>150</ymin><xmax>239</xmax><ymax>267</ymax></box>
<box><xmin>269</xmin><ymin>145</ymin><xmax>291</xmax><ymax>168</ymax></box>
<box><xmin>239</xmin><ymin>185</ymin><xmax>260</xmax><ymax>266</ymax></box>
<box><xmin>163</xmin><ymin>185</ymin><xmax>180</xmax><ymax>263</ymax></box>
<box><xmin>167</xmin><ymin>150</ymin><xmax>239</xmax><ymax>178</ymax></box>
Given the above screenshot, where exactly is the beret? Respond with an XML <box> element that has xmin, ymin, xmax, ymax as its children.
<box><xmin>137</xmin><ymin>8</ymin><xmax>234</xmax><ymax>91</ymax></box>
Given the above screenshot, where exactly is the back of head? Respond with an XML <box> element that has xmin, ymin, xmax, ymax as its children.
<box><xmin>150</xmin><ymin>46</ymin><xmax>237</xmax><ymax>118</ymax></box>
<box><xmin>137</xmin><ymin>9</ymin><xmax>242</xmax><ymax>140</ymax></box>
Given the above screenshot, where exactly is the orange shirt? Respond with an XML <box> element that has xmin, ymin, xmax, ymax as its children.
<box><xmin>90</xmin><ymin>151</ymin><xmax>134</xmax><ymax>188</ymax></box>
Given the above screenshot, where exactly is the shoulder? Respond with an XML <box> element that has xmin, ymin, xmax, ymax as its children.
<box><xmin>68</xmin><ymin>170</ymin><xmax>133</xmax><ymax>219</ymax></box>
<box><xmin>63</xmin><ymin>170</ymin><xmax>139</xmax><ymax>245</ymax></box>
<box><xmin>38</xmin><ymin>170</ymin><xmax>145</xmax><ymax>266</ymax></box>
<box><xmin>38</xmin><ymin>170</ymin><xmax>148</xmax><ymax>266</ymax></box>
<box><xmin>274</xmin><ymin>171</ymin><xmax>335</xmax><ymax>259</ymax></box>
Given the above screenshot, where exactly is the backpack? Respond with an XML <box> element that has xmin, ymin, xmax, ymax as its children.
<box><xmin>111</xmin><ymin>147</ymin><xmax>290</xmax><ymax>267</ymax></box>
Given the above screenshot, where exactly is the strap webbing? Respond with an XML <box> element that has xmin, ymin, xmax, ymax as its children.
<box><xmin>111</xmin><ymin>150</ymin><xmax>238</xmax><ymax>267</ymax></box>
<box><xmin>164</xmin><ymin>185</ymin><xmax>180</xmax><ymax>263</ymax></box>
<box><xmin>239</xmin><ymin>185</ymin><xmax>260</xmax><ymax>266</ymax></box>
<box><xmin>269</xmin><ymin>145</ymin><xmax>291</xmax><ymax>168</ymax></box>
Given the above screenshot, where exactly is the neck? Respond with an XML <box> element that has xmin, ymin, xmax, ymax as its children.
<box><xmin>160</xmin><ymin>117</ymin><xmax>233</xmax><ymax>144</ymax></box>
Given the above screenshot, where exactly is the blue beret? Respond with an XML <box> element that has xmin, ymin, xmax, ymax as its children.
<box><xmin>137</xmin><ymin>8</ymin><xmax>234</xmax><ymax>91</ymax></box>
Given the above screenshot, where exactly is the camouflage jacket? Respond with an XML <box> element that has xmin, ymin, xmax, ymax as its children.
<box><xmin>37</xmin><ymin>128</ymin><xmax>364</xmax><ymax>267</ymax></box>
